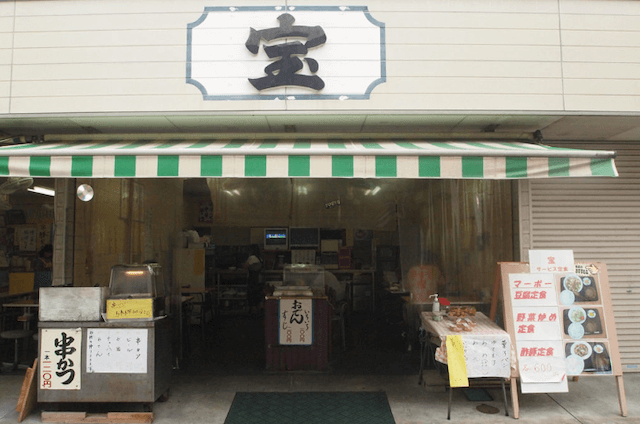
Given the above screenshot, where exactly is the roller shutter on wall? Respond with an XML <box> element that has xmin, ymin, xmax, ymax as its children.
<box><xmin>524</xmin><ymin>141</ymin><xmax>640</xmax><ymax>372</ymax></box>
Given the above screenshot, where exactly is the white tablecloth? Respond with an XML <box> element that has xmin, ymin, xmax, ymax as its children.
<box><xmin>421</xmin><ymin>311</ymin><xmax>513</xmax><ymax>378</ymax></box>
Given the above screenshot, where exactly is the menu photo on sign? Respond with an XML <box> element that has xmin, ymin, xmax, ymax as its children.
<box><xmin>553</xmin><ymin>270</ymin><xmax>613</xmax><ymax>376</ymax></box>
<box><xmin>40</xmin><ymin>328</ymin><xmax>82</xmax><ymax>390</ymax></box>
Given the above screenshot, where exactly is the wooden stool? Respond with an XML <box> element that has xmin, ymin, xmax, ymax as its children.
<box><xmin>1</xmin><ymin>329</ymin><xmax>33</xmax><ymax>371</ymax></box>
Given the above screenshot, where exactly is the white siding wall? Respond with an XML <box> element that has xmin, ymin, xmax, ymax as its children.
<box><xmin>0</xmin><ymin>1</ymin><xmax>13</xmax><ymax>114</ymax></box>
<box><xmin>560</xmin><ymin>1</ymin><xmax>640</xmax><ymax>111</ymax></box>
<box><xmin>520</xmin><ymin>142</ymin><xmax>640</xmax><ymax>372</ymax></box>
<box><xmin>0</xmin><ymin>0</ymin><xmax>638</xmax><ymax>114</ymax></box>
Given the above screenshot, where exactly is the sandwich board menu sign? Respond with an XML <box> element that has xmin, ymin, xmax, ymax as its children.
<box><xmin>495</xmin><ymin>254</ymin><xmax>627</xmax><ymax>418</ymax></box>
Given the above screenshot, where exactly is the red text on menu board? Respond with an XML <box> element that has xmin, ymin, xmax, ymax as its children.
<box><xmin>512</xmin><ymin>279</ymin><xmax>554</xmax><ymax>300</ymax></box>
<box><xmin>513</xmin><ymin>290</ymin><xmax>548</xmax><ymax>300</ymax></box>
<box><xmin>520</xmin><ymin>347</ymin><xmax>555</xmax><ymax>357</ymax></box>
<box><xmin>516</xmin><ymin>312</ymin><xmax>558</xmax><ymax>322</ymax></box>
<box><xmin>516</xmin><ymin>312</ymin><xmax>557</xmax><ymax>334</ymax></box>
<box><xmin>533</xmin><ymin>255</ymin><xmax>570</xmax><ymax>273</ymax></box>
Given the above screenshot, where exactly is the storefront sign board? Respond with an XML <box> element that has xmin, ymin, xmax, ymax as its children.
<box><xmin>187</xmin><ymin>6</ymin><xmax>386</xmax><ymax>100</ymax></box>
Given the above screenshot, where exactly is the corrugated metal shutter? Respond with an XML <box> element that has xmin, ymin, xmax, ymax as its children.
<box><xmin>520</xmin><ymin>141</ymin><xmax>640</xmax><ymax>372</ymax></box>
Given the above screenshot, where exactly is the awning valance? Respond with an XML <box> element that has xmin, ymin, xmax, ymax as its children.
<box><xmin>0</xmin><ymin>139</ymin><xmax>618</xmax><ymax>179</ymax></box>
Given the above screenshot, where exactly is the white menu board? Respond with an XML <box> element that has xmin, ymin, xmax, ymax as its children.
<box><xmin>86</xmin><ymin>328</ymin><xmax>148</xmax><ymax>374</ymax></box>
<box><xmin>40</xmin><ymin>328</ymin><xmax>82</xmax><ymax>390</ymax></box>
<box><xmin>279</xmin><ymin>298</ymin><xmax>313</xmax><ymax>345</ymax></box>
<box><xmin>509</xmin><ymin>272</ymin><xmax>567</xmax><ymax>393</ymax></box>
<box><xmin>499</xmin><ymin>260</ymin><xmax>627</xmax><ymax>417</ymax></box>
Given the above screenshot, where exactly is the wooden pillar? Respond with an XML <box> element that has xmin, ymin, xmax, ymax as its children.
<box><xmin>52</xmin><ymin>179</ymin><xmax>75</xmax><ymax>286</ymax></box>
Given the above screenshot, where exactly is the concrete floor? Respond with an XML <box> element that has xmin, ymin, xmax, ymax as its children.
<box><xmin>1</xmin><ymin>313</ymin><xmax>639</xmax><ymax>423</ymax></box>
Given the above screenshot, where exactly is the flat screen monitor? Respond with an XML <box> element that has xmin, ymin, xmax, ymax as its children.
<box><xmin>264</xmin><ymin>228</ymin><xmax>288</xmax><ymax>251</ymax></box>
<box><xmin>290</xmin><ymin>227</ymin><xmax>320</xmax><ymax>248</ymax></box>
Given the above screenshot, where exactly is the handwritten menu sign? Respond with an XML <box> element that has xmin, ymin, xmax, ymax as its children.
<box><xmin>462</xmin><ymin>335</ymin><xmax>511</xmax><ymax>379</ymax></box>
<box><xmin>86</xmin><ymin>328</ymin><xmax>148</xmax><ymax>373</ymax></box>
<box><xmin>40</xmin><ymin>328</ymin><xmax>82</xmax><ymax>390</ymax></box>
<box><xmin>279</xmin><ymin>298</ymin><xmax>313</xmax><ymax>345</ymax></box>
<box><xmin>499</xmin><ymin>258</ymin><xmax>627</xmax><ymax>417</ymax></box>
<box><xmin>106</xmin><ymin>298</ymin><xmax>154</xmax><ymax>320</ymax></box>
<box><xmin>509</xmin><ymin>272</ymin><xmax>567</xmax><ymax>393</ymax></box>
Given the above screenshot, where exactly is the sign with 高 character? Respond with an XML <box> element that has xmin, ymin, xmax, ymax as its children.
<box><xmin>279</xmin><ymin>298</ymin><xmax>313</xmax><ymax>345</ymax></box>
<box><xmin>40</xmin><ymin>329</ymin><xmax>81</xmax><ymax>390</ymax></box>
<box><xmin>187</xmin><ymin>6</ymin><xmax>386</xmax><ymax>100</ymax></box>
<box><xmin>86</xmin><ymin>329</ymin><xmax>148</xmax><ymax>374</ymax></box>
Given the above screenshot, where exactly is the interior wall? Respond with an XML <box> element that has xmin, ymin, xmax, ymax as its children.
<box><xmin>193</xmin><ymin>178</ymin><xmax>514</xmax><ymax>299</ymax></box>
<box><xmin>73</xmin><ymin>178</ymin><xmax>185</xmax><ymax>287</ymax></box>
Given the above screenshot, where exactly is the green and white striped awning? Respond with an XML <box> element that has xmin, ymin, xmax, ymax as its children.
<box><xmin>0</xmin><ymin>139</ymin><xmax>618</xmax><ymax>179</ymax></box>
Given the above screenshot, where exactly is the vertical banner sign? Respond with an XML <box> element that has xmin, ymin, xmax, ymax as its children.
<box><xmin>279</xmin><ymin>298</ymin><xmax>313</xmax><ymax>345</ymax></box>
<box><xmin>40</xmin><ymin>328</ymin><xmax>82</xmax><ymax>390</ymax></box>
<box><xmin>509</xmin><ymin>273</ymin><xmax>568</xmax><ymax>393</ymax></box>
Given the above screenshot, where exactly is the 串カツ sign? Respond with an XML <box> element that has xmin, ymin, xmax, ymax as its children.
<box><xmin>186</xmin><ymin>6</ymin><xmax>386</xmax><ymax>100</ymax></box>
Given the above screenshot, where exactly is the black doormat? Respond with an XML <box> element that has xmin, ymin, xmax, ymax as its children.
<box><xmin>224</xmin><ymin>392</ymin><xmax>396</xmax><ymax>424</ymax></box>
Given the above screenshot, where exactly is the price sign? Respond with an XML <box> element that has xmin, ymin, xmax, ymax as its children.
<box><xmin>517</xmin><ymin>340</ymin><xmax>567</xmax><ymax>393</ymax></box>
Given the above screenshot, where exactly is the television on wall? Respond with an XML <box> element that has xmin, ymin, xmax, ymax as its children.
<box><xmin>289</xmin><ymin>227</ymin><xmax>320</xmax><ymax>248</ymax></box>
<box><xmin>264</xmin><ymin>228</ymin><xmax>289</xmax><ymax>251</ymax></box>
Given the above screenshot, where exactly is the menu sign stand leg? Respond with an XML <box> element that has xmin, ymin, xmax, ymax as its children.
<box><xmin>616</xmin><ymin>375</ymin><xmax>628</xmax><ymax>417</ymax></box>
